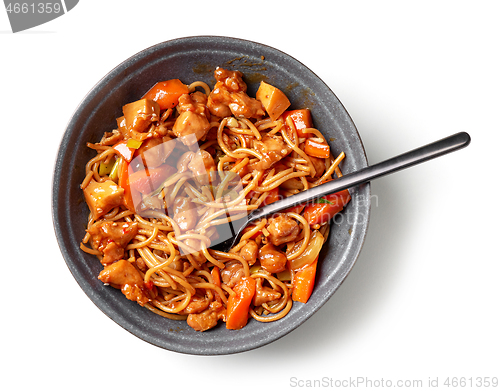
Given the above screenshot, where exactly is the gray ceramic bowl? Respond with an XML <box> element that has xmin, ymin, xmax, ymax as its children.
<box><xmin>52</xmin><ymin>36</ymin><xmax>371</xmax><ymax>355</ymax></box>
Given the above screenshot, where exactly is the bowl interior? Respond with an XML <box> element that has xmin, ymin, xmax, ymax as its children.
<box><xmin>52</xmin><ymin>36</ymin><xmax>370</xmax><ymax>355</ymax></box>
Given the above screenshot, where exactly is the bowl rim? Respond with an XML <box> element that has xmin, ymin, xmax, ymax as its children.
<box><xmin>52</xmin><ymin>35</ymin><xmax>371</xmax><ymax>355</ymax></box>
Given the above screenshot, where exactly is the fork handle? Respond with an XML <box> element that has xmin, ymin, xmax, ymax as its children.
<box><xmin>244</xmin><ymin>131</ymin><xmax>471</xmax><ymax>226</ymax></box>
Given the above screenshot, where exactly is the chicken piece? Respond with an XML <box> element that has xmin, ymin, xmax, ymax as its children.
<box><xmin>88</xmin><ymin>221</ymin><xmax>139</xmax><ymax>265</ymax></box>
<box><xmin>248</xmin><ymin>134</ymin><xmax>292</xmax><ymax>171</ymax></box>
<box><xmin>172</xmin><ymin>92</ymin><xmax>211</xmax><ymax>146</ymax></box>
<box><xmin>83</xmin><ymin>180</ymin><xmax>124</xmax><ymax>219</ymax></box>
<box><xmin>122</xmin><ymin>98</ymin><xmax>160</xmax><ymax>134</ymax></box>
<box><xmin>258</xmin><ymin>242</ymin><xmax>287</xmax><ymax>274</ymax></box>
<box><xmin>220</xmin><ymin>260</ymin><xmax>245</xmax><ymax>288</ymax></box>
<box><xmin>228</xmin><ymin>91</ymin><xmax>267</xmax><ymax>119</ymax></box>
<box><xmin>177</xmin><ymin>90</ymin><xmax>210</xmax><ymax>114</ymax></box>
<box><xmin>207</xmin><ymin>68</ymin><xmax>265</xmax><ymax>119</ymax></box>
<box><xmin>99</xmin><ymin>129</ymin><xmax>123</xmax><ymax>146</ymax></box>
<box><xmin>179</xmin><ymin>295</ymin><xmax>210</xmax><ymax>315</ymax></box>
<box><xmin>176</xmin><ymin>151</ymin><xmax>194</xmax><ymax>173</ymax></box>
<box><xmin>239</xmin><ymin>240</ymin><xmax>258</xmax><ymax>266</ymax></box>
<box><xmin>188</xmin><ymin>149</ymin><xmax>216</xmax><ymax>185</ymax></box>
<box><xmin>309</xmin><ymin>156</ymin><xmax>326</xmax><ymax>178</ymax></box>
<box><xmin>266</xmin><ymin>214</ymin><xmax>300</xmax><ymax>246</ymax></box>
<box><xmin>136</xmin><ymin>135</ymin><xmax>175</xmax><ymax>168</ymax></box>
<box><xmin>173</xmin><ymin>112</ymin><xmax>211</xmax><ymax>146</ymax></box>
<box><xmin>253</xmin><ymin>278</ymin><xmax>281</xmax><ymax>307</ymax></box>
<box><xmin>172</xmin><ymin>196</ymin><xmax>198</xmax><ymax>231</ymax></box>
<box><xmin>98</xmin><ymin>259</ymin><xmax>156</xmax><ymax>306</ymax></box>
<box><xmin>187</xmin><ymin>301</ymin><xmax>226</xmax><ymax>332</ymax></box>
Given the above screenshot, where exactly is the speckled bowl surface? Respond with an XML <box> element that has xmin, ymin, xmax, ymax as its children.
<box><xmin>52</xmin><ymin>36</ymin><xmax>370</xmax><ymax>355</ymax></box>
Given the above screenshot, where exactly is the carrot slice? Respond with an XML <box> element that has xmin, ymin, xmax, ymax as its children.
<box><xmin>292</xmin><ymin>258</ymin><xmax>318</xmax><ymax>303</ymax></box>
<box><xmin>304</xmin><ymin>138</ymin><xmax>330</xmax><ymax>159</ymax></box>
<box><xmin>283</xmin><ymin>109</ymin><xmax>314</xmax><ymax>138</ymax></box>
<box><xmin>118</xmin><ymin>161</ymin><xmax>135</xmax><ymax>212</ymax></box>
<box><xmin>302</xmin><ymin>189</ymin><xmax>351</xmax><ymax>226</ymax></box>
<box><xmin>226</xmin><ymin>276</ymin><xmax>256</xmax><ymax>330</ymax></box>
<box><xmin>142</xmin><ymin>79</ymin><xmax>189</xmax><ymax>110</ymax></box>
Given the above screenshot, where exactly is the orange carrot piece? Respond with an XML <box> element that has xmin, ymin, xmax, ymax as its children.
<box><xmin>142</xmin><ymin>79</ymin><xmax>189</xmax><ymax>110</ymax></box>
<box><xmin>304</xmin><ymin>138</ymin><xmax>330</xmax><ymax>159</ymax></box>
<box><xmin>128</xmin><ymin>164</ymin><xmax>176</xmax><ymax>195</ymax></box>
<box><xmin>302</xmin><ymin>189</ymin><xmax>351</xmax><ymax>226</ymax></box>
<box><xmin>118</xmin><ymin>161</ymin><xmax>135</xmax><ymax>212</ymax></box>
<box><xmin>292</xmin><ymin>258</ymin><xmax>318</xmax><ymax>303</ymax></box>
<box><xmin>262</xmin><ymin>187</ymin><xmax>280</xmax><ymax>206</ymax></box>
<box><xmin>283</xmin><ymin>109</ymin><xmax>314</xmax><ymax>138</ymax></box>
<box><xmin>226</xmin><ymin>276</ymin><xmax>256</xmax><ymax>330</ymax></box>
<box><xmin>211</xmin><ymin>267</ymin><xmax>221</xmax><ymax>287</ymax></box>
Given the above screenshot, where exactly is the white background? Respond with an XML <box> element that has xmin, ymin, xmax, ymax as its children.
<box><xmin>1</xmin><ymin>1</ymin><xmax>499</xmax><ymax>390</ymax></box>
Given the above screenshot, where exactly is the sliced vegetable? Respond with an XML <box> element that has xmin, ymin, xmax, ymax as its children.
<box><xmin>276</xmin><ymin>269</ymin><xmax>292</xmax><ymax>282</ymax></box>
<box><xmin>109</xmin><ymin>157</ymin><xmax>121</xmax><ymax>182</ymax></box>
<box><xmin>292</xmin><ymin>257</ymin><xmax>318</xmax><ymax>303</ymax></box>
<box><xmin>226</xmin><ymin>276</ymin><xmax>256</xmax><ymax>330</ymax></box>
<box><xmin>142</xmin><ymin>79</ymin><xmax>190</xmax><ymax>110</ymax></box>
<box><xmin>288</xmin><ymin>230</ymin><xmax>324</xmax><ymax>270</ymax></box>
<box><xmin>249</xmin><ymin>264</ymin><xmax>261</xmax><ymax>274</ymax></box>
<box><xmin>211</xmin><ymin>266</ymin><xmax>221</xmax><ymax>287</ymax></box>
<box><xmin>98</xmin><ymin>157</ymin><xmax>116</xmax><ymax>176</ymax></box>
<box><xmin>126</xmin><ymin>138</ymin><xmax>143</xmax><ymax>149</ymax></box>
<box><xmin>118</xmin><ymin>160</ymin><xmax>135</xmax><ymax>212</ymax></box>
<box><xmin>129</xmin><ymin>164</ymin><xmax>176</xmax><ymax>195</ymax></box>
<box><xmin>113</xmin><ymin>140</ymin><xmax>136</xmax><ymax>162</ymax></box>
<box><xmin>283</xmin><ymin>109</ymin><xmax>313</xmax><ymax>138</ymax></box>
<box><xmin>302</xmin><ymin>189</ymin><xmax>351</xmax><ymax>226</ymax></box>
<box><xmin>304</xmin><ymin>138</ymin><xmax>330</xmax><ymax>159</ymax></box>
<box><xmin>256</xmin><ymin>81</ymin><xmax>291</xmax><ymax>121</ymax></box>
<box><xmin>211</xmin><ymin>266</ymin><xmax>222</xmax><ymax>303</ymax></box>
<box><xmin>261</xmin><ymin>187</ymin><xmax>280</xmax><ymax>206</ymax></box>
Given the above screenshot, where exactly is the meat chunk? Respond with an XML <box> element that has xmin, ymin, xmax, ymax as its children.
<box><xmin>187</xmin><ymin>301</ymin><xmax>226</xmax><ymax>332</ymax></box>
<box><xmin>309</xmin><ymin>156</ymin><xmax>326</xmax><ymax>178</ymax></box>
<box><xmin>136</xmin><ymin>135</ymin><xmax>175</xmax><ymax>168</ymax></box>
<box><xmin>88</xmin><ymin>221</ymin><xmax>139</xmax><ymax>265</ymax></box>
<box><xmin>176</xmin><ymin>151</ymin><xmax>194</xmax><ymax>173</ymax></box>
<box><xmin>179</xmin><ymin>295</ymin><xmax>210</xmax><ymax>315</ymax></box>
<box><xmin>172</xmin><ymin>92</ymin><xmax>211</xmax><ymax>146</ymax></box>
<box><xmin>188</xmin><ymin>149</ymin><xmax>216</xmax><ymax>185</ymax></box>
<box><xmin>266</xmin><ymin>214</ymin><xmax>300</xmax><ymax>246</ymax></box>
<box><xmin>207</xmin><ymin>68</ymin><xmax>265</xmax><ymax>119</ymax></box>
<box><xmin>172</xmin><ymin>196</ymin><xmax>198</xmax><ymax>231</ymax></box>
<box><xmin>239</xmin><ymin>240</ymin><xmax>258</xmax><ymax>266</ymax></box>
<box><xmin>173</xmin><ymin>112</ymin><xmax>210</xmax><ymax>146</ymax></box>
<box><xmin>258</xmin><ymin>243</ymin><xmax>287</xmax><ymax>274</ymax></box>
<box><xmin>122</xmin><ymin>98</ymin><xmax>160</xmax><ymax>134</ymax></box>
<box><xmin>83</xmin><ymin>180</ymin><xmax>124</xmax><ymax>219</ymax></box>
<box><xmin>248</xmin><ymin>134</ymin><xmax>292</xmax><ymax>171</ymax></box>
<box><xmin>253</xmin><ymin>278</ymin><xmax>281</xmax><ymax>307</ymax></box>
<box><xmin>220</xmin><ymin>260</ymin><xmax>245</xmax><ymax>288</ymax></box>
<box><xmin>98</xmin><ymin>259</ymin><xmax>156</xmax><ymax>306</ymax></box>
